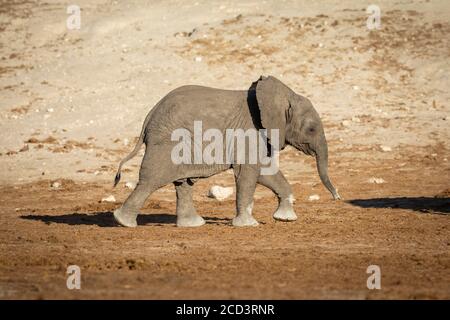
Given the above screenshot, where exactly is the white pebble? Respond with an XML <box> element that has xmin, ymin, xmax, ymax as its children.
<box><xmin>341</xmin><ymin>120</ymin><xmax>351</xmax><ymax>127</ymax></box>
<box><xmin>101</xmin><ymin>195</ymin><xmax>116</xmax><ymax>203</ymax></box>
<box><xmin>51</xmin><ymin>181</ymin><xmax>61</xmax><ymax>189</ymax></box>
<box><xmin>123</xmin><ymin>138</ymin><xmax>129</xmax><ymax>146</ymax></box>
<box><xmin>308</xmin><ymin>194</ymin><xmax>320</xmax><ymax>201</ymax></box>
<box><xmin>208</xmin><ymin>186</ymin><xmax>233</xmax><ymax>201</ymax></box>
<box><xmin>125</xmin><ymin>182</ymin><xmax>136</xmax><ymax>189</ymax></box>
<box><xmin>380</xmin><ymin>145</ymin><xmax>392</xmax><ymax>152</ymax></box>
<box><xmin>368</xmin><ymin>177</ymin><xmax>386</xmax><ymax>184</ymax></box>
<box><xmin>195</xmin><ymin>56</ymin><xmax>202</xmax><ymax>62</ymax></box>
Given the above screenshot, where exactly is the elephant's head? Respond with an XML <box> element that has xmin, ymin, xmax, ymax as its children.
<box><xmin>254</xmin><ymin>75</ymin><xmax>341</xmax><ymax>200</ymax></box>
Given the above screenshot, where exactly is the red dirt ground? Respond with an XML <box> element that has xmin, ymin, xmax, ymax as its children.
<box><xmin>1</xmin><ymin>146</ymin><xmax>448</xmax><ymax>299</ymax></box>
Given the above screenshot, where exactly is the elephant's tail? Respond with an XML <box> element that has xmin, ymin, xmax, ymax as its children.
<box><xmin>113</xmin><ymin>106</ymin><xmax>155</xmax><ymax>187</ymax></box>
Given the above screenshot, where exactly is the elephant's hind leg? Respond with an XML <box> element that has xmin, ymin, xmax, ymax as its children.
<box><xmin>258</xmin><ymin>171</ymin><xmax>297</xmax><ymax>222</ymax></box>
<box><xmin>114</xmin><ymin>182</ymin><xmax>158</xmax><ymax>227</ymax></box>
<box><xmin>175</xmin><ymin>179</ymin><xmax>205</xmax><ymax>227</ymax></box>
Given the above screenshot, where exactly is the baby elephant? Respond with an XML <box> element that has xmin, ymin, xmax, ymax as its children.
<box><xmin>113</xmin><ymin>76</ymin><xmax>340</xmax><ymax>228</ymax></box>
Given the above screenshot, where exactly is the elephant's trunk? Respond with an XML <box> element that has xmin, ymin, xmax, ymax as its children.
<box><xmin>315</xmin><ymin>143</ymin><xmax>341</xmax><ymax>200</ymax></box>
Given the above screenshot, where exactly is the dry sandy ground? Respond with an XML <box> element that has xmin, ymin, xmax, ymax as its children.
<box><xmin>0</xmin><ymin>0</ymin><xmax>449</xmax><ymax>299</ymax></box>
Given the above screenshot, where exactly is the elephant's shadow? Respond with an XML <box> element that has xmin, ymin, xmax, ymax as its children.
<box><xmin>348</xmin><ymin>197</ymin><xmax>450</xmax><ymax>215</ymax></box>
<box><xmin>21</xmin><ymin>212</ymin><xmax>231</xmax><ymax>228</ymax></box>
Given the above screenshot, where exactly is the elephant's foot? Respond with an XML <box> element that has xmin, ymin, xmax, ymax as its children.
<box><xmin>232</xmin><ymin>214</ymin><xmax>259</xmax><ymax>227</ymax></box>
<box><xmin>177</xmin><ymin>213</ymin><xmax>205</xmax><ymax>227</ymax></box>
<box><xmin>273</xmin><ymin>206</ymin><xmax>297</xmax><ymax>222</ymax></box>
<box><xmin>113</xmin><ymin>208</ymin><xmax>138</xmax><ymax>228</ymax></box>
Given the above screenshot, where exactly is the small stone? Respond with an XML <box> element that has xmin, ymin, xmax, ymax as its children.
<box><xmin>341</xmin><ymin>120</ymin><xmax>351</xmax><ymax>127</ymax></box>
<box><xmin>351</xmin><ymin>116</ymin><xmax>361</xmax><ymax>123</ymax></box>
<box><xmin>195</xmin><ymin>56</ymin><xmax>202</xmax><ymax>62</ymax></box>
<box><xmin>101</xmin><ymin>195</ymin><xmax>116</xmax><ymax>203</ymax></box>
<box><xmin>380</xmin><ymin>145</ymin><xmax>392</xmax><ymax>152</ymax></box>
<box><xmin>47</xmin><ymin>108</ymin><xmax>54</xmax><ymax>113</ymax></box>
<box><xmin>431</xmin><ymin>153</ymin><xmax>437</xmax><ymax>158</ymax></box>
<box><xmin>125</xmin><ymin>182</ymin><xmax>136</xmax><ymax>189</ymax></box>
<box><xmin>19</xmin><ymin>144</ymin><xmax>29</xmax><ymax>152</ymax></box>
<box><xmin>51</xmin><ymin>181</ymin><xmax>61</xmax><ymax>189</ymax></box>
<box><xmin>368</xmin><ymin>177</ymin><xmax>386</xmax><ymax>184</ymax></box>
<box><xmin>308</xmin><ymin>194</ymin><xmax>320</xmax><ymax>201</ymax></box>
<box><xmin>123</xmin><ymin>138</ymin><xmax>129</xmax><ymax>146</ymax></box>
<box><xmin>208</xmin><ymin>186</ymin><xmax>233</xmax><ymax>201</ymax></box>
<box><xmin>352</xmin><ymin>85</ymin><xmax>360</xmax><ymax>90</ymax></box>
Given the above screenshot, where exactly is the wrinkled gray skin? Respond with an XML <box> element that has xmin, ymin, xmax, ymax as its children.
<box><xmin>113</xmin><ymin>76</ymin><xmax>340</xmax><ymax>228</ymax></box>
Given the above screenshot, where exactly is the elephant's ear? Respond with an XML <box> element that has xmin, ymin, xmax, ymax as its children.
<box><xmin>255</xmin><ymin>76</ymin><xmax>291</xmax><ymax>149</ymax></box>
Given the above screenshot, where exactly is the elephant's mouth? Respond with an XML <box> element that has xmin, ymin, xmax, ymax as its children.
<box><xmin>294</xmin><ymin>143</ymin><xmax>316</xmax><ymax>157</ymax></box>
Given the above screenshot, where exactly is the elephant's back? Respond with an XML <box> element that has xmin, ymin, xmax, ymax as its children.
<box><xmin>164</xmin><ymin>85</ymin><xmax>246</xmax><ymax>108</ymax></box>
<box><xmin>145</xmin><ymin>85</ymin><xmax>247</xmax><ymax>144</ymax></box>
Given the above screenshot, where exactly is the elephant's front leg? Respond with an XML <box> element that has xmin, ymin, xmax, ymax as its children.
<box><xmin>174</xmin><ymin>179</ymin><xmax>205</xmax><ymax>227</ymax></box>
<box><xmin>258</xmin><ymin>171</ymin><xmax>297</xmax><ymax>222</ymax></box>
<box><xmin>232</xmin><ymin>165</ymin><xmax>259</xmax><ymax>227</ymax></box>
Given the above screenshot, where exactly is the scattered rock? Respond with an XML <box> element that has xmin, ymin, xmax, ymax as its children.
<box><xmin>208</xmin><ymin>186</ymin><xmax>233</xmax><ymax>201</ymax></box>
<box><xmin>19</xmin><ymin>144</ymin><xmax>29</xmax><ymax>152</ymax></box>
<box><xmin>341</xmin><ymin>120</ymin><xmax>351</xmax><ymax>127</ymax></box>
<box><xmin>51</xmin><ymin>181</ymin><xmax>61</xmax><ymax>189</ymax></box>
<box><xmin>125</xmin><ymin>182</ymin><xmax>136</xmax><ymax>189</ymax></box>
<box><xmin>174</xmin><ymin>28</ymin><xmax>197</xmax><ymax>38</ymax></box>
<box><xmin>26</xmin><ymin>136</ymin><xmax>58</xmax><ymax>144</ymax></box>
<box><xmin>101</xmin><ymin>195</ymin><xmax>116</xmax><ymax>203</ymax></box>
<box><xmin>368</xmin><ymin>177</ymin><xmax>386</xmax><ymax>184</ymax></box>
<box><xmin>380</xmin><ymin>145</ymin><xmax>392</xmax><ymax>152</ymax></box>
<box><xmin>308</xmin><ymin>194</ymin><xmax>320</xmax><ymax>201</ymax></box>
<box><xmin>195</xmin><ymin>56</ymin><xmax>203</xmax><ymax>62</ymax></box>
<box><xmin>351</xmin><ymin>116</ymin><xmax>361</xmax><ymax>123</ymax></box>
<box><xmin>26</xmin><ymin>137</ymin><xmax>39</xmax><ymax>143</ymax></box>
